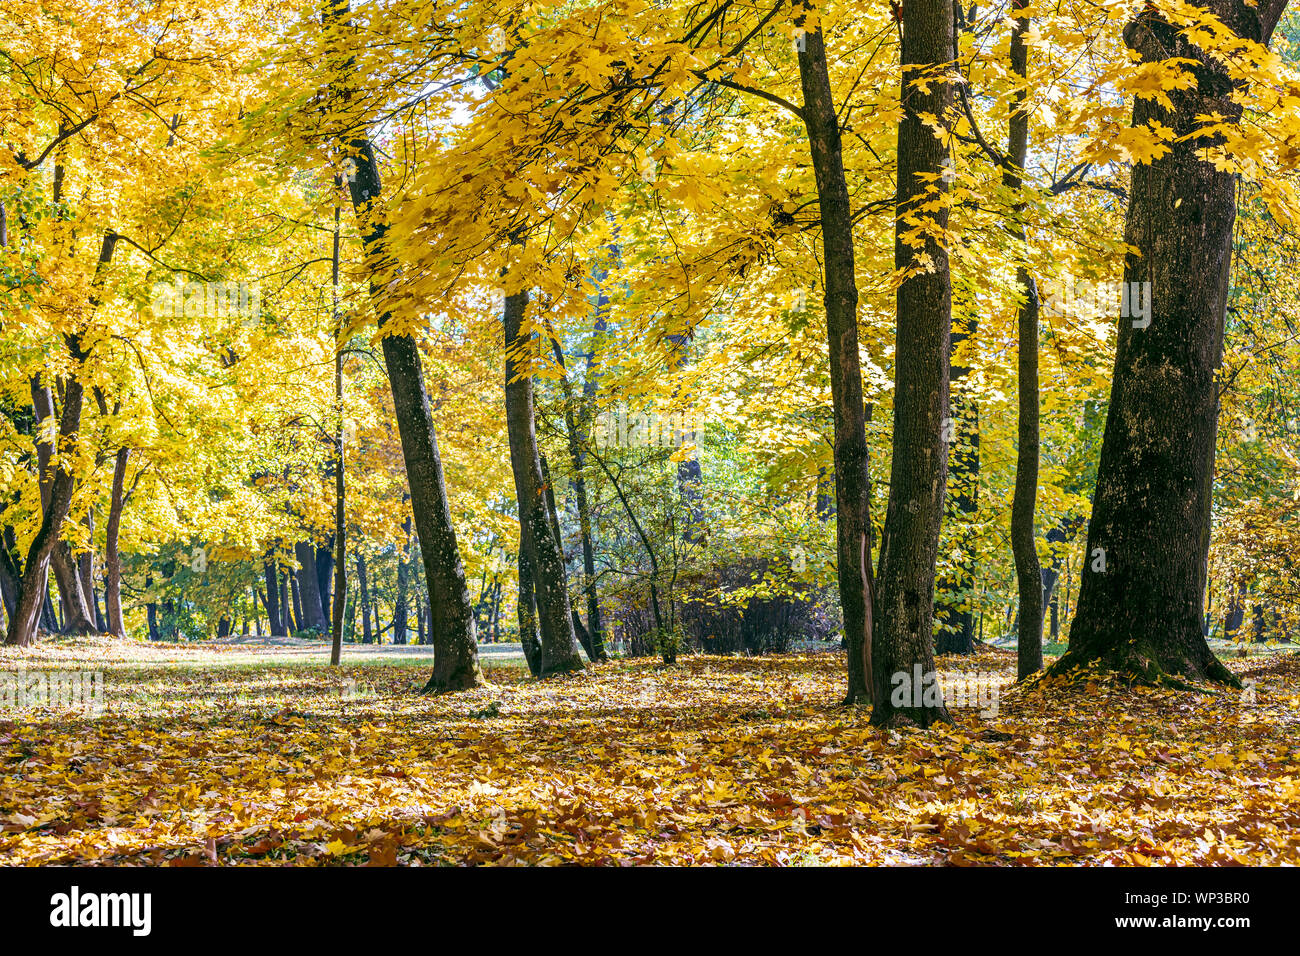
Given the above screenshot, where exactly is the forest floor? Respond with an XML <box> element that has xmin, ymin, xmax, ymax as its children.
<box><xmin>1</xmin><ymin>637</ymin><xmax>1298</xmax><ymax>865</ymax></box>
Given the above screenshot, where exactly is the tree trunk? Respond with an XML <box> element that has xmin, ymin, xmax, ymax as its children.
<box><xmin>503</xmin><ymin>287</ymin><xmax>584</xmax><ymax>676</ymax></box>
<box><xmin>294</xmin><ymin>541</ymin><xmax>328</xmax><ymax>633</ymax></box>
<box><xmin>287</xmin><ymin>571</ymin><xmax>300</xmax><ymax>634</ymax></box>
<box><xmin>1006</xmin><ymin>0</ymin><xmax>1044</xmax><ymax>681</ymax></box>
<box><xmin>394</xmin><ymin>518</ymin><xmax>411</xmax><ymax>646</ymax></box>
<box><xmin>0</xmin><ymin>541</ymin><xmax>19</xmax><ymax>625</ymax></box>
<box><xmin>78</xmin><ymin>510</ymin><xmax>105</xmax><ymax>631</ymax></box>
<box><xmin>262</xmin><ymin>560</ymin><xmax>283</xmax><ymax>635</ymax></box>
<box><xmin>540</xmin><ymin>454</ymin><xmax>595</xmax><ymax>660</ymax></box>
<box><xmin>1055</xmin><ymin>0</ymin><xmax>1289</xmax><ymax>687</ymax></box>
<box><xmin>490</xmin><ymin>577</ymin><xmax>503</xmax><ymax>643</ymax></box>
<box><xmin>51</xmin><ymin>541</ymin><xmax>96</xmax><ymax>634</ymax></box>
<box><xmin>145</xmin><ymin>573</ymin><xmax>160</xmax><ymax>641</ymax></box>
<box><xmin>7</xmin><ymin>234</ymin><xmax>116</xmax><ymax>646</ymax></box>
<box><xmin>796</xmin><ymin>23</ymin><xmax>875</xmax><ymax>705</ymax></box>
<box><xmin>1224</xmin><ymin>585</ymin><xmax>1244</xmax><ymax>641</ymax></box>
<box><xmin>316</xmin><ymin>540</ymin><xmax>334</xmax><ymax>633</ymax></box>
<box><xmin>104</xmin><ymin>447</ymin><xmax>129</xmax><ymax>637</ymax></box>
<box><xmin>871</xmin><ymin>0</ymin><xmax>954</xmax><ymax>726</ymax></box>
<box><xmin>327</xmin><ymin>0</ymin><xmax>483</xmax><ymax>692</ymax></box>
<box><xmin>517</xmin><ymin>531</ymin><xmax>543</xmax><ymax>677</ymax></box>
<box><xmin>8</xmin><ymin>349</ymin><xmax>89</xmax><ymax>645</ymax></box>
<box><xmin>331</xmin><ymin>197</ymin><xmax>346</xmax><ymax>666</ymax></box>
<box><xmin>357</xmin><ymin>554</ymin><xmax>373</xmax><ymax>644</ymax></box>
<box><xmin>547</xmin><ymin>328</ymin><xmax>607</xmax><ymax>662</ymax></box>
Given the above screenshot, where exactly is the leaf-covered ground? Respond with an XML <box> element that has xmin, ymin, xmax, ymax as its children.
<box><xmin>2</xmin><ymin>639</ymin><xmax>1298</xmax><ymax>865</ymax></box>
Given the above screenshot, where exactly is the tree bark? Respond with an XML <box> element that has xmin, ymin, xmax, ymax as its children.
<box><xmin>326</xmin><ymin>0</ymin><xmax>482</xmax><ymax>691</ymax></box>
<box><xmin>356</xmin><ymin>553</ymin><xmax>373</xmax><ymax>644</ymax></box>
<box><xmin>517</xmin><ymin>531</ymin><xmax>543</xmax><ymax>676</ymax></box>
<box><xmin>547</xmin><ymin>329</ymin><xmax>606</xmax><ymax>661</ymax></box>
<box><xmin>331</xmin><ymin>194</ymin><xmax>346</xmax><ymax>666</ymax></box>
<box><xmin>796</xmin><ymin>23</ymin><xmax>875</xmax><ymax>705</ymax></box>
<box><xmin>263</xmin><ymin>559</ymin><xmax>283</xmax><ymax>635</ymax></box>
<box><xmin>872</xmin><ymin>0</ymin><xmax>954</xmax><ymax>726</ymax></box>
<box><xmin>6</xmin><ymin>344</ymin><xmax>90</xmax><ymax>646</ymax></box>
<box><xmin>1005</xmin><ymin>0</ymin><xmax>1044</xmax><ymax>681</ymax></box>
<box><xmin>31</xmin><ymin>379</ymin><xmax>97</xmax><ymax>635</ymax></box>
<box><xmin>316</xmin><ymin>540</ymin><xmax>334</xmax><ymax>632</ymax></box>
<box><xmin>291</xmin><ymin>567</ymin><xmax>302</xmax><ymax>634</ymax></box>
<box><xmin>78</xmin><ymin>510</ymin><xmax>104</xmax><ymax>631</ymax></box>
<box><xmin>1055</xmin><ymin>0</ymin><xmax>1289</xmax><ymax>687</ymax></box>
<box><xmin>6</xmin><ymin>233</ymin><xmax>116</xmax><ymax>646</ymax></box>
<box><xmin>294</xmin><ymin>541</ymin><xmax>328</xmax><ymax>633</ymax></box>
<box><xmin>104</xmin><ymin>447</ymin><xmax>129</xmax><ymax>637</ymax></box>
<box><xmin>393</xmin><ymin>517</ymin><xmax>411</xmax><ymax>645</ymax></box>
<box><xmin>503</xmin><ymin>287</ymin><xmax>584</xmax><ymax>676</ymax></box>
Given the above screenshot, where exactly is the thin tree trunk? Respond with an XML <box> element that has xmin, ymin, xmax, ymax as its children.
<box><xmin>145</xmin><ymin>573</ymin><xmax>160</xmax><ymax>641</ymax></box>
<box><xmin>263</xmin><ymin>560</ymin><xmax>282</xmax><ymax>635</ymax></box>
<box><xmin>326</xmin><ymin>0</ymin><xmax>483</xmax><ymax>692</ymax></box>
<box><xmin>540</xmin><ymin>454</ymin><xmax>595</xmax><ymax>659</ymax></box>
<box><xmin>316</xmin><ymin>540</ymin><xmax>334</xmax><ymax>632</ymax></box>
<box><xmin>331</xmin><ymin>194</ymin><xmax>346</xmax><ymax>665</ymax></box>
<box><xmin>104</xmin><ymin>447</ymin><xmax>129</xmax><ymax>637</ymax></box>
<box><xmin>287</xmin><ymin>571</ymin><xmax>299</xmax><ymax>634</ymax></box>
<box><xmin>546</xmin><ymin>329</ymin><xmax>606</xmax><ymax>660</ymax></box>
<box><xmin>394</xmin><ymin>517</ymin><xmax>411</xmax><ymax>646</ymax></box>
<box><xmin>357</xmin><ymin>553</ymin><xmax>373</xmax><ymax>644</ymax></box>
<box><xmin>1007</xmin><ymin>0</ymin><xmax>1044</xmax><ymax>681</ymax></box>
<box><xmin>796</xmin><ymin>22</ymin><xmax>875</xmax><ymax>705</ymax></box>
<box><xmin>517</xmin><ymin>531</ymin><xmax>542</xmax><ymax>676</ymax></box>
<box><xmin>78</xmin><ymin>510</ymin><xmax>104</xmax><ymax>631</ymax></box>
<box><xmin>503</xmin><ymin>287</ymin><xmax>584</xmax><ymax>676</ymax></box>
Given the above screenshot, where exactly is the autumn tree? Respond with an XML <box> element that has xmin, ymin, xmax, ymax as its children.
<box><xmin>1057</xmin><ymin>0</ymin><xmax>1290</xmax><ymax>686</ymax></box>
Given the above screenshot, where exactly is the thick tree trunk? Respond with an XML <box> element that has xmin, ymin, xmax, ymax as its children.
<box><xmin>503</xmin><ymin>287</ymin><xmax>584</xmax><ymax>676</ymax></box>
<box><xmin>51</xmin><ymin>541</ymin><xmax>96</xmax><ymax>634</ymax></box>
<box><xmin>1056</xmin><ymin>0</ymin><xmax>1289</xmax><ymax>687</ymax></box>
<box><xmin>294</xmin><ymin>541</ymin><xmax>328</xmax><ymax>633</ymax></box>
<box><xmin>327</xmin><ymin>0</ymin><xmax>482</xmax><ymax>692</ymax></box>
<box><xmin>7</xmin><ymin>234</ymin><xmax>116</xmax><ymax>646</ymax></box>
<box><xmin>104</xmin><ymin>447</ymin><xmax>129</xmax><ymax>637</ymax></box>
<box><xmin>796</xmin><ymin>23</ymin><xmax>875</xmax><ymax>705</ymax></box>
<box><xmin>0</xmin><ymin>541</ymin><xmax>19</xmax><ymax>624</ymax></box>
<box><xmin>32</xmin><ymin>380</ymin><xmax>96</xmax><ymax>636</ymax></box>
<box><xmin>872</xmin><ymin>0</ymin><xmax>954</xmax><ymax>726</ymax></box>
<box><xmin>7</xmin><ymin>340</ymin><xmax>91</xmax><ymax>646</ymax></box>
